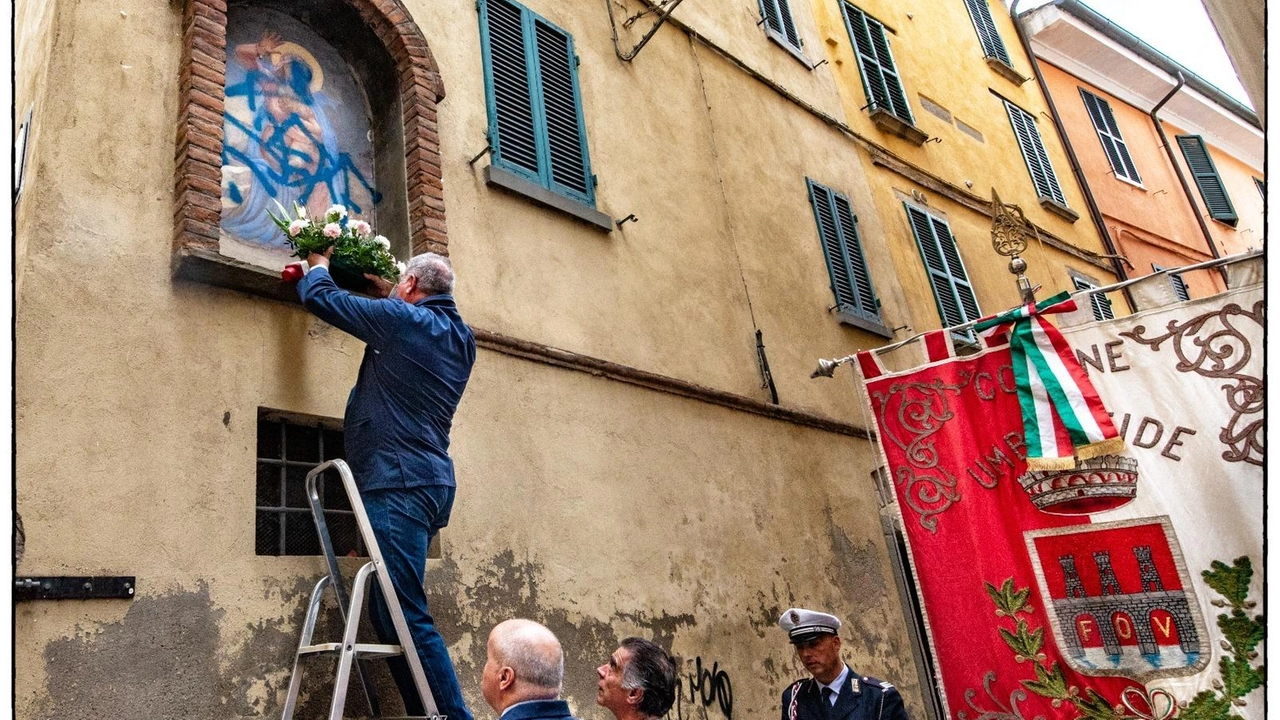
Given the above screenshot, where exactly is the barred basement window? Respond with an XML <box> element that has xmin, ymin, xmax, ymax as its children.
<box><xmin>1070</xmin><ymin>273</ymin><xmax>1114</xmax><ymax>322</ymax></box>
<box><xmin>1080</xmin><ymin>89</ymin><xmax>1141</xmax><ymax>185</ymax></box>
<box><xmin>256</xmin><ymin>410</ymin><xmax>366</xmax><ymax>557</ymax></box>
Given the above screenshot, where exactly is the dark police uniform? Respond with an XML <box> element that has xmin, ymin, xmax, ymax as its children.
<box><xmin>777</xmin><ymin>608</ymin><xmax>909</xmax><ymax>720</ymax></box>
<box><xmin>780</xmin><ymin>668</ymin><xmax>909</xmax><ymax>720</ymax></box>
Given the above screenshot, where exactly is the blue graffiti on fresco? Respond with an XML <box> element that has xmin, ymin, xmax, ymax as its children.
<box><xmin>220</xmin><ymin>40</ymin><xmax>381</xmax><ymax>249</ymax></box>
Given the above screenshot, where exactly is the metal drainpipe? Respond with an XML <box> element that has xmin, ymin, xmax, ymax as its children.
<box><xmin>1010</xmin><ymin>0</ymin><xmax>1135</xmax><ymax>311</ymax></box>
<box><xmin>1150</xmin><ymin>73</ymin><xmax>1229</xmax><ymax>285</ymax></box>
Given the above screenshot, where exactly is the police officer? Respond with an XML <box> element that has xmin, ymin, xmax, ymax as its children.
<box><xmin>778</xmin><ymin>608</ymin><xmax>909</xmax><ymax>720</ymax></box>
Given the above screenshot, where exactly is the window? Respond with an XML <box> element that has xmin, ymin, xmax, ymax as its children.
<box><xmin>256</xmin><ymin>411</ymin><xmax>365</xmax><ymax>557</ymax></box>
<box><xmin>1152</xmin><ymin>264</ymin><xmax>1191</xmax><ymax>302</ymax></box>
<box><xmin>479</xmin><ymin>0</ymin><xmax>595</xmax><ymax>208</ymax></box>
<box><xmin>1004</xmin><ymin>100</ymin><xmax>1067</xmax><ymax>206</ymax></box>
<box><xmin>841</xmin><ymin>4</ymin><xmax>913</xmax><ymax>125</ymax></box>
<box><xmin>1176</xmin><ymin>135</ymin><xmax>1237</xmax><ymax>225</ymax></box>
<box><xmin>1080</xmin><ymin>89</ymin><xmax>1141</xmax><ymax>185</ymax></box>
<box><xmin>962</xmin><ymin>0</ymin><xmax>1012</xmax><ymax>66</ymax></box>
<box><xmin>807</xmin><ymin>180</ymin><xmax>882</xmax><ymax>329</ymax></box>
<box><xmin>905</xmin><ymin>205</ymin><xmax>981</xmax><ymax>339</ymax></box>
<box><xmin>1070</xmin><ymin>274</ymin><xmax>1114</xmax><ymax>321</ymax></box>
<box><xmin>758</xmin><ymin>0</ymin><xmax>804</xmax><ymax>57</ymax></box>
<box><xmin>1254</xmin><ymin>177</ymin><xmax>1266</xmax><ymax>198</ymax></box>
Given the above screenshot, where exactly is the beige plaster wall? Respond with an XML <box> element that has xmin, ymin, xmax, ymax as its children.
<box><xmin>13</xmin><ymin>0</ymin><xmax>62</xmax><ymax>304</ymax></box>
<box><xmin>15</xmin><ymin>0</ymin><xmax>924</xmax><ymax>718</ymax></box>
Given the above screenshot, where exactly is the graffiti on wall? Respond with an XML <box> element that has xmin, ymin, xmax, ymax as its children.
<box><xmin>221</xmin><ymin>8</ymin><xmax>381</xmax><ymax>250</ymax></box>
<box><xmin>674</xmin><ymin>656</ymin><xmax>733</xmax><ymax>720</ymax></box>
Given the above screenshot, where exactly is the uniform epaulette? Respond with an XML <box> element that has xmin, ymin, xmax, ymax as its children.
<box><xmin>862</xmin><ymin>676</ymin><xmax>894</xmax><ymax>690</ymax></box>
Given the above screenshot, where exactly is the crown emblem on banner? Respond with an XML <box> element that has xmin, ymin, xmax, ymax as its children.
<box><xmin>1016</xmin><ymin>454</ymin><xmax>1139</xmax><ymax>515</ymax></box>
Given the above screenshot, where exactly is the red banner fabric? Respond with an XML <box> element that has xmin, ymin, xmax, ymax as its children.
<box><xmin>860</xmin><ymin>346</ymin><xmax>1138</xmax><ymax>718</ymax></box>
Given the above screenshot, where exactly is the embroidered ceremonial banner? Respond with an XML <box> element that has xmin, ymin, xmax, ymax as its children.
<box><xmin>1054</xmin><ymin>283</ymin><xmax>1264</xmax><ymax>717</ymax></box>
<box><xmin>856</xmin><ymin>282</ymin><xmax>1263</xmax><ymax>719</ymax></box>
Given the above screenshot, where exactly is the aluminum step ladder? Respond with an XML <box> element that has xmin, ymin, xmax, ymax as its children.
<box><xmin>281</xmin><ymin>459</ymin><xmax>443</xmax><ymax>720</ymax></box>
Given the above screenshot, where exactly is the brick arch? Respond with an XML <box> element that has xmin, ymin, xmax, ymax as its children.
<box><xmin>173</xmin><ymin>0</ymin><xmax>449</xmax><ymax>274</ymax></box>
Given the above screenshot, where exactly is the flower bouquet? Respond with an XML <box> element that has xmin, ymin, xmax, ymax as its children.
<box><xmin>269</xmin><ymin>202</ymin><xmax>405</xmax><ymax>293</ymax></box>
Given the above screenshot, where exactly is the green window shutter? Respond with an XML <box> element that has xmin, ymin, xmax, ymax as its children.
<box><xmin>532</xmin><ymin>20</ymin><xmax>593</xmax><ymax>203</ymax></box>
<box><xmin>1005</xmin><ymin>101</ymin><xmax>1067</xmax><ymax>205</ymax></box>
<box><xmin>842</xmin><ymin>3</ymin><xmax>913</xmax><ymax>124</ymax></box>
<box><xmin>1080</xmin><ymin>89</ymin><xmax>1141</xmax><ymax>184</ymax></box>
<box><xmin>1071</xmin><ymin>275</ymin><xmax>1114</xmax><ymax>321</ymax></box>
<box><xmin>479</xmin><ymin>0</ymin><xmax>595</xmax><ymax>206</ymax></box>
<box><xmin>808</xmin><ymin>180</ymin><xmax>880</xmax><ymax>322</ymax></box>
<box><xmin>759</xmin><ymin>0</ymin><xmax>802</xmax><ymax>51</ymax></box>
<box><xmin>1254</xmin><ymin>177</ymin><xmax>1265</xmax><ymax>199</ymax></box>
<box><xmin>1177</xmin><ymin>135</ymin><xmax>1237</xmax><ymax>224</ymax></box>
<box><xmin>480</xmin><ymin>0</ymin><xmax>540</xmax><ymax>179</ymax></box>
<box><xmin>905</xmin><ymin>205</ymin><xmax>980</xmax><ymax>336</ymax></box>
<box><xmin>1152</xmin><ymin>264</ymin><xmax>1191</xmax><ymax>302</ymax></box>
<box><xmin>962</xmin><ymin>0</ymin><xmax>1011</xmax><ymax>66</ymax></box>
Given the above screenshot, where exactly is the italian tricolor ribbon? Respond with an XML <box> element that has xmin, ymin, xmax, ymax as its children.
<box><xmin>975</xmin><ymin>291</ymin><xmax>1125</xmax><ymax>470</ymax></box>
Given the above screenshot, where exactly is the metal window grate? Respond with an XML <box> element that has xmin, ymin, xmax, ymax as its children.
<box><xmin>256</xmin><ymin>411</ymin><xmax>366</xmax><ymax>557</ymax></box>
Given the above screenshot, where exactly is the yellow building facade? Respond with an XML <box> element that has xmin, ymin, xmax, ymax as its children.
<box><xmin>806</xmin><ymin>0</ymin><xmax>1123</xmax><ymax>330</ymax></box>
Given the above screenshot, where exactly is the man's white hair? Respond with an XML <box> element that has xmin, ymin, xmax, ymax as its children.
<box><xmin>405</xmin><ymin>252</ymin><xmax>455</xmax><ymax>295</ymax></box>
<box><xmin>492</xmin><ymin>620</ymin><xmax>564</xmax><ymax>694</ymax></box>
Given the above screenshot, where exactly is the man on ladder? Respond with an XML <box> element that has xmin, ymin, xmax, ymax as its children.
<box><xmin>299</xmin><ymin>248</ymin><xmax>477</xmax><ymax>720</ymax></box>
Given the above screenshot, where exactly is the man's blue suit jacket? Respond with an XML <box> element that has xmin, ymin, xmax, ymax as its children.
<box><xmin>501</xmin><ymin>699</ymin><xmax>577</xmax><ymax>720</ymax></box>
<box><xmin>299</xmin><ymin>266</ymin><xmax>476</xmax><ymax>491</ymax></box>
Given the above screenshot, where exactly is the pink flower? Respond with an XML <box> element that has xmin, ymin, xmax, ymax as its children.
<box><xmin>350</xmin><ymin>220</ymin><xmax>372</xmax><ymax>236</ymax></box>
<box><xmin>287</xmin><ymin>219</ymin><xmax>308</xmax><ymax>237</ymax></box>
<box><xmin>323</xmin><ymin>223</ymin><xmax>342</xmax><ymax>238</ymax></box>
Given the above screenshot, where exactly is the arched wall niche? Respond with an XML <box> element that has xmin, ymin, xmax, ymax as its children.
<box><xmin>173</xmin><ymin>0</ymin><xmax>447</xmax><ymax>300</ymax></box>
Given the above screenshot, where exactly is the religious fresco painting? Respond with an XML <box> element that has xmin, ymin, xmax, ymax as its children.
<box><xmin>220</xmin><ymin>8</ymin><xmax>381</xmax><ymax>265</ymax></box>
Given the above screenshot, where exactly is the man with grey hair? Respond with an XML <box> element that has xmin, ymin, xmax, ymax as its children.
<box><xmin>596</xmin><ymin>638</ymin><xmax>677</xmax><ymax>720</ymax></box>
<box><xmin>299</xmin><ymin>248</ymin><xmax>476</xmax><ymax>720</ymax></box>
<box><xmin>481</xmin><ymin>619</ymin><xmax>574</xmax><ymax>720</ymax></box>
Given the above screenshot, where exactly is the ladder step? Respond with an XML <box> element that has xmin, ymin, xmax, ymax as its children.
<box><xmin>298</xmin><ymin>642</ymin><xmax>407</xmax><ymax>659</ymax></box>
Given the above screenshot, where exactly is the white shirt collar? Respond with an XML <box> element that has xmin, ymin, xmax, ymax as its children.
<box><xmin>817</xmin><ymin>664</ymin><xmax>851</xmax><ymax>703</ymax></box>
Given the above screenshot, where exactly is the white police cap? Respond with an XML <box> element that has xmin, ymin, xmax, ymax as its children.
<box><xmin>777</xmin><ymin>608</ymin><xmax>842</xmax><ymax>642</ymax></box>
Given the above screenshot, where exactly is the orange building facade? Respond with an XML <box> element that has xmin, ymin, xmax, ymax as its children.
<box><xmin>1024</xmin><ymin>0</ymin><xmax>1263</xmax><ymax>300</ymax></box>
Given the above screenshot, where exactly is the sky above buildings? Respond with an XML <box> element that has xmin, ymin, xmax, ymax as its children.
<box><xmin>1008</xmin><ymin>0</ymin><xmax>1253</xmax><ymax>107</ymax></box>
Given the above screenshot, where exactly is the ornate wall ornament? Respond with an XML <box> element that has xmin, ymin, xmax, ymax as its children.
<box><xmin>1120</xmin><ymin>301</ymin><xmax>1264</xmax><ymax>466</ymax></box>
<box><xmin>989</xmin><ymin>188</ymin><xmax>1036</xmax><ymax>259</ymax></box>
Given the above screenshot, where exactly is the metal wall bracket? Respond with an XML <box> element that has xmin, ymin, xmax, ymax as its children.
<box><xmin>15</xmin><ymin>576</ymin><xmax>137</xmax><ymax>602</ymax></box>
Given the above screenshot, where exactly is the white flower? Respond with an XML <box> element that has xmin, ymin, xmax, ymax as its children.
<box><xmin>395</xmin><ymin>261</ymin><xmax>407</xmax><ymax>276</ymax></box>
<box><xmin>287</xmin><ymin>219</ymin><xmax>308</xmax><ymax>237</ymax></box>
<box><xmin>323</xmin><ymin>223</ymin><xmax>342</xmax><ymax>238</ymax></box>
<box><xmin>325</xmin><ymin>205</ymin><xmax>348</xmax><ymax>223</ymax></box>
<box><xmin>350</xmin><ymin>220</ymin><xmax>372</xmax><ymax>237</ymax></box>
<box><xmin>374</xmin><ymin>235</ymin><xmax>391</xmax><ymax>250</ymax></box>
